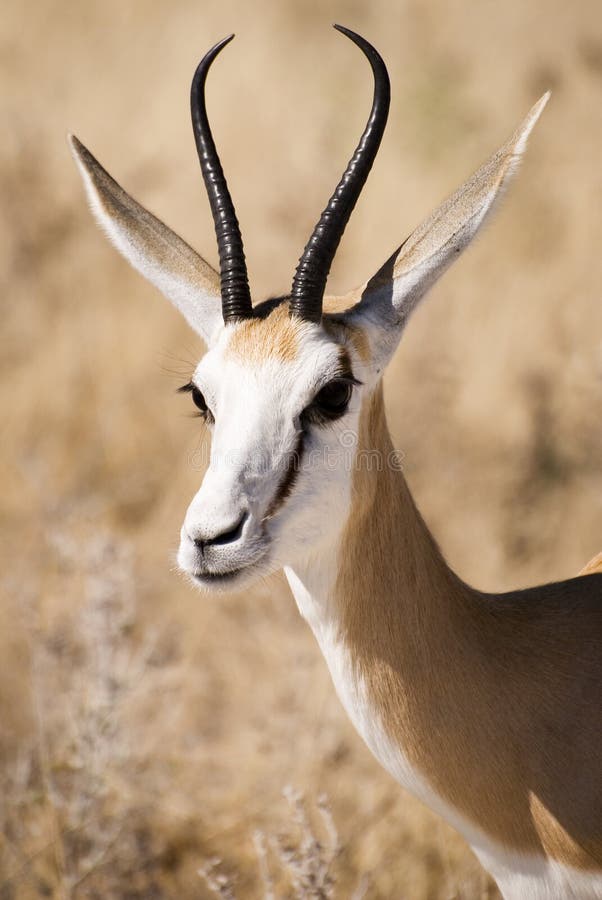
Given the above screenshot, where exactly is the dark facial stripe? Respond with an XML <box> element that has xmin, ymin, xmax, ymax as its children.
<box><xmin>265</xmin><ymin>431</ymin><xmax>305</xmax><ymax>520</ymax></box>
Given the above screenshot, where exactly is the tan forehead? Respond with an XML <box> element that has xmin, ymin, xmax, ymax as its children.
<box><xmin>225</xmin><ymin>300</ymin><xmax>371</xmax><ymax>365</ymax></box>
<box><xmin>226</xmin><ymin>303</ymin><xmax>305</xmax><ymax>363</ymax></box>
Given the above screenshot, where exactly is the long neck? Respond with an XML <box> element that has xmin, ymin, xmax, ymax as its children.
<box><xmin>287</xmin><ymin>381</ymin><xmax>475</xmax><ymax>655</ymax></box>
<box><xmin>285</xmin><ymin>383</ymin><xmax>485</xmax><ymax>801</ymax></box>
<box><xmin>336</xmin><ymin>381</ymin><xmax>472</xmax><ymax>642</ymax></box>
<box><xmin>284</xmin><ymin>383</ymin><xmax>602</xmax><ymax>873</ymax></box>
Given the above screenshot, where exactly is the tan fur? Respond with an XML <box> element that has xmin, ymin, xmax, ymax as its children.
<box><xmin>226</xmin><ymin>299</ymin><xmax>372</xmax><ymax>366</ymax></box>
<box><xmin>323</xmin><ymin>297</ymin><xmax>372</xmax><ymax>363</ymax></box>
<box><xmin>334</xmin><ymin>385</ymin><xmax>602</xmax><ymax>870</ymax></box>
<box><xmin>226</xmin><ymin>303</ymin><xmax>306</xmax><ymax>363</ymax></box>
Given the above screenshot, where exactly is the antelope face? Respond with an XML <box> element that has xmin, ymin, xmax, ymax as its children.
<box><xmin>176</xmin><ymin>305</ymin><xmax>366</xmax><ymax>590</ymax></box>
<box><xmin>71</xmin><ymin>23</ymin><xmax>547</xmax><ymax>594</ymax></box>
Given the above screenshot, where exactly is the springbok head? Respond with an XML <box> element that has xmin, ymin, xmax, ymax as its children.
<box><xmin>70</xmin><ymin>26</ymin><xmax>548</xmax><ymax>591</ymax></box>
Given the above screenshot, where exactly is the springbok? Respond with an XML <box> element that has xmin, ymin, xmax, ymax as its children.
<box><xmin>70</xmin><ymin>26</ymin><xmax>602</xmax><ymax>899</ymax></box>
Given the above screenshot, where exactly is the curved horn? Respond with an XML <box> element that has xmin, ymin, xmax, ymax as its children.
<box><xmin>191</xmin><ymin>35</ymin><xmax>253</xmax><ymax>323</ymax></box>
<box><xmin>289</xmin><ymin>25</ymin><xmax>391</xmax><ymax>323</ymax></box>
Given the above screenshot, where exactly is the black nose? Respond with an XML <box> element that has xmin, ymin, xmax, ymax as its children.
<box><xmin>193</xmin><ymin>512</ymin><xmax>248</xmax><ymax>551</ymax></box>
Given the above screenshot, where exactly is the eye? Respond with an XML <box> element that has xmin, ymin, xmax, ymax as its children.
<box><xmin>304</xmin><ymin>378</ymin><xmax>354</xmax><ymax>425</ymax></box>
<box><xmin>191</xmin><ymin>385</ymin><xmax>207</xmax><ymax>413</ymax></box>
<box><xmin>178</xmin><ymin>382</ymin><xmax>214</xmax><ymax>423</ymax></box>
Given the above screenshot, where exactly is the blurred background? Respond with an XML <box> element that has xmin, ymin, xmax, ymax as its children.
<box><xmin>2</xmin><ymin>0</ymin><xmax>602</xmax><ymax>896</ymax></box>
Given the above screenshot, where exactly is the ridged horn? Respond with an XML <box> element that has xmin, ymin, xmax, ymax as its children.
<box><xmin>289</xmin><ymin>25</ymin><xmax>391</xmax><ymax>323</ymax></box>
<box><xmin>191</xmin><ymin>35</ymin><xmax>253</xmax><ymax>323</ymax></box>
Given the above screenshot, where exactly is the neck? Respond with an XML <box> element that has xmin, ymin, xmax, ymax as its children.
<box><xmin>285</xmin><ymin>383</ymin><xmax>498</xmax><ymax>847</ymax></box>
<box><xmin>286</xmin><ymin>381</ymin><xmax>473</xmax><ymax>650</ymax></box>
<box><xmin>284</xmin><ymin>384</ymin><xmax>483</xmax><ymax>795</ymax></box>
<box><xmin>284</xmin><ymin>384</ymin><xmax>602</xmax><ymax>877</ymax></box>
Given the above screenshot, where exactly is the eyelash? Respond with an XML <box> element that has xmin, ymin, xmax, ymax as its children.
<box><xmin>177</xmin><ymin>382</ymin><xmax>214</xmax><ymax>424</ymax></box>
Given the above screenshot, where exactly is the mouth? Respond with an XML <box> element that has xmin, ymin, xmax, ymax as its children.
<box><xmin>182</xmin><ymin>547</ymin><xmax>273</xmax><ymax>592</ymax></box>
<box><xmin>189</xmin><ymin>567</ymin><xmax>247</xmax><ymax>587</ymax></box>
<box><xmin>178</xmin><ymin>509</ymin><xmax>281</xmax><ymax>593</ymax></box>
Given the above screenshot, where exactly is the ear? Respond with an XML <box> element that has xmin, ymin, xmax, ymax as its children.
<box><xmin>335</xmin><ymin>93</ymin><xmax>550</xmax><ymax>365</ymax></box>
<box><xmin>69</xmin><ymin>135</ymin><xmax>223</xmax><ymax>345</ymax></box>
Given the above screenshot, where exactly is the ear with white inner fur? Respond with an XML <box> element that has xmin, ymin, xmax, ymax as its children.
<box><xmin>336</xmin><ymin>93</ymin><xmax>550</xmax><ymax>363</ymax></box>
<box><xmin>69</xmin><ymin>135</ymin><xmax>223</xmax><ymax>345</ymax></box>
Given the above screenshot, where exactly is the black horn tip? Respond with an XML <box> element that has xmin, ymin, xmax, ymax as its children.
<box><xmin>191</xmin><ymin>34</ymin><xmax>235</xmax><ymax>91</ymax></box>
<box><xmin>332</xmin><ymin>25</ymin><xmax>389</xmax><ymax>75</ymax></box>
<box><xmin>333</xmin><ymin>24</ymin><xmax>372</xmax><ymax>49</ymax></box>
<box><xmin>333</xmin><ymin>23</ymin><xmax>354</xmax><ymax>36</ymax></box>
<box><xmin>209</xmin><ymin>32</ymin><xmax>236</xmax><ymax>52</ymax></box>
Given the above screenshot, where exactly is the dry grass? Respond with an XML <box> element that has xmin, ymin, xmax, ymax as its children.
<box><xmin>2</xmin><ymin>0</ymin><xmax>602</xmax><ymax>896</ymax></box>
<box><xmin>199</xmin><ymin>788</ymin><xmax>356</xmax><ymax>900</ymax></box>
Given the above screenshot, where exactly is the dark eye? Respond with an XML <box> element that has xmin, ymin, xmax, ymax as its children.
<box><xmin>304</xmin><ymin>379</ymin><xmax>353</xmax><ymax>425</ymax></box>
<box><xmin>191</xmin><ymin>385</ymin><xmax>207</xmax><ymax>413</ymax></box>
<box><xmin>178</xmin><ymin>382</ymin><xmax>214</xmax><ymax>423</ymax></box>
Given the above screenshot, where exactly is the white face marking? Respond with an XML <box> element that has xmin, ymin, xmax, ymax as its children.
<box><xmin>176</xmin><ymin>314</ymin><xmax>368</xmax><ymax>591</ymax></box>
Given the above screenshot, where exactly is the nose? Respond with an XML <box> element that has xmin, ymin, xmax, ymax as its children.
<box><xmin>191</xmin><ymin>511</ymin><xmax>248</xmax><ymax>552</ymax></box>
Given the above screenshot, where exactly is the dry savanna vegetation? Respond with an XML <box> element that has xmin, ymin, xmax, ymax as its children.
<box><xmin>2</xmin><ymin>0</ymin><xmax>602</xmax><ymax>896</ymax></box>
